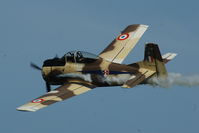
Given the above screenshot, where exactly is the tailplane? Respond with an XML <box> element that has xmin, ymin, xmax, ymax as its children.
<box><xmin>162</xmin><ymin>53</ymin><xmax>177</xmax><ymax>64</ymax></box>
<box><xmin>128</xmin><ymin>43</ymin><xmax>177</xmax><ymax>78</ymax></box>
<box><xmin>126</xmin><ymin>43</ymin><xmax>177</xmax><ymax>87</ymax></box>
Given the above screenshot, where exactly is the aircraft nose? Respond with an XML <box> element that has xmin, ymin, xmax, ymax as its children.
<box><xmin>42</xmin><ymin>66</ymin><xmax>52</xmax><ymax>80</ymax></box>
<box><xmin>43</xmin><ymin>59</ymin><xmax>53</xmax><ymax>67</ymax></box>
<box><xmin>42</xmin><ymin>59</ymin><xmax>53</xmax><ymax>80</ymax></box>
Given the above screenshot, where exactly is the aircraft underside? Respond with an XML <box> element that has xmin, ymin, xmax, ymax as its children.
<box><xmin>50</xmin><ymin>73</ymin><xmax>134</xmax><ymax>87</ymax></box>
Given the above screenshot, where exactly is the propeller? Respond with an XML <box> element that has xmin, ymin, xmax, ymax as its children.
<box><xmin>30</xmin><ymin>62</ymin><xmax>42</xmax><ymax>70</ymax></box>
<box><xmin>30</xmin><ymin>62</ymin><xmax>51</xmax><ymax>92</ymax></box>
<box><xmin>46</xmin><ymin>82</ymin><xmax>51</xmax><ymax>92</ymax></box>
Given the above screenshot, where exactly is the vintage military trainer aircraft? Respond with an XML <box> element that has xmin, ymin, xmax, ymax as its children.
<box><xmin>17</xmin><ymin>24</ymin><xmax>177</xmax><ymax>112</ymax></box>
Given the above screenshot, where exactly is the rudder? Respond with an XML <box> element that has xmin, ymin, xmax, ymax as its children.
<box><xmin>144</xmin><ymin>43</ymin><xmax>168</xmax><ymax>78</ymax></box>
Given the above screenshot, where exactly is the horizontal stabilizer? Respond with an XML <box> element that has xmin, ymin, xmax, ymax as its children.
<box><xmin>122</xmin><ymin>73</ymin><xmax>145</xmax><ymax>88</ymax></box>
<box><xmin>162</xmin><ymin>53</ymin><xmax>177</xmax><ymax>63</ymax></box>
<box><xmin>122</xmin><ymin>68</ymin><xmax>155</xmax><ymax>88</ymax></box>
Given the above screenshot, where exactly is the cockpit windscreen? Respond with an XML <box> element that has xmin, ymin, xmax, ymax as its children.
<box><xmin>62</xmin><ymin>51</ymin><xmax>99</xmax><ymax>63</ymax></box>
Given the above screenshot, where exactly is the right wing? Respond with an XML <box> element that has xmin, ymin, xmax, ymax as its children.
<box><xmin>99</xmin><ymin>24</ymin><xmax>148</xmax><ymax>64</ymax></box>
<box><xmin>17</xmin><ymin>83</ymin><xmax>94</xmax><ymax>112</ymax></box>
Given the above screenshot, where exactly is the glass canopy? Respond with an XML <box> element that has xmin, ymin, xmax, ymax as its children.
<box><xmin>62</xmin><ymin>51</ymin><xmax>99</xmax><ymax>63</ymax></box>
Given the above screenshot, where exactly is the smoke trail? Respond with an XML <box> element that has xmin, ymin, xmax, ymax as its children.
<box><xmin>58</xmin><ymin>73</ymin><xmax>92</xmax><ymax>82</ymax></box>
<box><xmin>148</xmin><ymin>73</ymin><xmax>199</xmax><ymax>88</ymax></box>
<box><xmin>101</xmin><ymin>74</ymin><xmax>131</xmax><ymax>85</ymax></box>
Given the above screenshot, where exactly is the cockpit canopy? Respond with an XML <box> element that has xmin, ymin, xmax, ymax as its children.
<box><xmin>62</xmin><ymin>51</ymin><xmax>99</xmax><ymax>63</ymax></box>
<box><xmin>43</xmin><ymin>51</ymin><xmax>99</xmax><ymax>67</ymax></box>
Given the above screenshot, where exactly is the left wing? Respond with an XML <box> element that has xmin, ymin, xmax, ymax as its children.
<box><xmin>17</xmin><ymin>83</ymin><xmax>93</xmax><ymax>112</ymax></box>
<box><xmin>99</xmin><ymin>24</ymin><xmax>148</xmax><ymax>64</ymax></box>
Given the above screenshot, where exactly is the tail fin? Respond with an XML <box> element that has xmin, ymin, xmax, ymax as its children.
<box><xmin>144</xmin><ymin>43</ymin><xmax>168</xmax><ymax>78</ymax></box>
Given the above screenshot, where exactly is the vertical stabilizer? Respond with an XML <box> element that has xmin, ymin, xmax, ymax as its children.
<box><xmin>144</xmin><ymin>43</ymin><xmax>168</xmax><ymax>78</ymax></box>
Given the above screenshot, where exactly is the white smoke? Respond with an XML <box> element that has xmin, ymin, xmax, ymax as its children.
<box><xmin>58</xmin><ymin>73</ymin><xmax>92</xmax><ymax>82</ymax></box>
<box><xmin>102</xmin><ymin>74</ymin><xmax>131</xmax><ymax>85</ymax></box>
<box><xmin>148</xmin><ymin>73</ymin><xmax>199</xmax><ymax>88</ymax></box>
<box><xmin>59</xmin><ymin>73</ymin><xmax>130</xmax><ymax>85</ymax></box>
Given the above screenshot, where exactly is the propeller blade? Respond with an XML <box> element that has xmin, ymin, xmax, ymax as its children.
<box><xmin>30</xmin><ymin>62</ymin><xmax>42</xmax><ymax>70</ymax></box>
<box><xmin>30</xmin><ymin>62</ymin><xmax>50</xmax><ymax>92</ymax></box>
<box><xmin>46</xmin><ymin>82</ymin><xmax>51</xmax><ymax>92</ymax></box>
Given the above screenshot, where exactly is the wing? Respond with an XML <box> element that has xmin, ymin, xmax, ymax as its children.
<box><xmin>122</xmin><ymin>68</ymin><xmax>155</xmax><ymax>88</ymax></box>
<box><xmin>17</xmin><ymin>83</ymin><xmax>94</xmax><ymax>112</ymax></box>
<box><xmin>99</xmin><ymin>24</ymin><xmax>148</xmax><ymax>64</ymax></box>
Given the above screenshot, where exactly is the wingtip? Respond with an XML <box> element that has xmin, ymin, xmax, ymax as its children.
<box><xmin>139</xmin><ymin>24</ymin><xmax>149</xmax><ymax>28</ymax></box>
<box><xmin>162</xmin><ymin>53</ymin><xmax>177</xmax><ymax>60</ymax></box>
<box><xmin>127</xmin><ymin>24</ymin><xmax>149</xmax><ymax>28</ymax></box>
<box><xmin>16</xmin><ymin>106</ymin><xmax>37</xmax><ymax>112</ymax></box>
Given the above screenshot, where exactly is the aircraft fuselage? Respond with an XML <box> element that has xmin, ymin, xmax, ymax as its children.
<box><xmin>42</xmin><ymin>58</ymin><xmax>139</xmax><ymax>87</ymax></box>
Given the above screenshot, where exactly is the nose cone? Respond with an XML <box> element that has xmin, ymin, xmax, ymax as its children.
<box><xmin>42</xmin><ymin>59</ymin><xmax>53</xmax><ymax>81</ymax></box>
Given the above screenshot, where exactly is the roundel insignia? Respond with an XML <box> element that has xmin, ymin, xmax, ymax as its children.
<box><xmin>103</xmin><ymin>70</ymin><xmax>110</xmax><ymax>76</ymax></box>
<box><xmin>32</xmin><ymin>98</ymin><xmax>45</xmax><ymax>103</ymax></box>
<box><xmin>117</xmin><ymin>33</ymin><xmax>129</xmax><ymax>40</ymax></box>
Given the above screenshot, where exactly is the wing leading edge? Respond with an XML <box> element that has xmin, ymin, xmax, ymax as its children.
<box><xmin>99</xmin><ymin>24</ymin><xmax>148</xmax><ymax>64</ymax></box>
<box><xmin>17</xmin><ymin>83</ymin><xmax>93</xmax><ymax>112</ymax></box>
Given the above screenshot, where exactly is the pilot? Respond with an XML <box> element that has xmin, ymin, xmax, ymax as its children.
<box><xmin>76</xmin><ymin>51</ymin><xmax>84</xmax><ymax>62</ymax></box>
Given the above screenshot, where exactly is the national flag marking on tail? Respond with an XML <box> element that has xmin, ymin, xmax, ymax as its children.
<box><xmin>148</xmin><ymin>56</ymin><xmax>154</xmax><ymax>62</ymax></box>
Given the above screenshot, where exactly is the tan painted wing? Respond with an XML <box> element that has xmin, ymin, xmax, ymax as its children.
<box><xmin>122</xmin><ymin>68</ymin><xmax>155</xmax><ymax>88</ymax></box>
<box><xmin>99</xmin><ymin>24</ymin><xmax>148</xmax><ymax>64</ymax></box>
<box><xmin>17</xmin><ymin>83</ymin><xmax>93</xmax><ymax>112</ymax></box>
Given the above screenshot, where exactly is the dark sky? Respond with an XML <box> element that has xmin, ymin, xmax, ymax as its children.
<box><xmin>1</xmin><ymin>0</ymin><xmax>199</xmax><ymax>133</ymax></box>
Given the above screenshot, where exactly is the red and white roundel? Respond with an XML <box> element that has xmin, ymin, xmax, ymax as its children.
<box><xmin>103</xmin><ymin>70</ymin><xmax>110</xmax><ymax>76</ymax></box>
<box><xmin>32</xmin><ymin>98</ymin><xmax>45</xmax><ymax>103</ymax></box>
<box><xmin>117</xmin><ymin>33</ymin><xmax>129</xmax><ymax>40</ymax></box>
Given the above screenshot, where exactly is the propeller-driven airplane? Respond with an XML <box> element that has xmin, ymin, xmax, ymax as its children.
<box><xmin>17</xmin><ymin>24</ymin><xmax>177</xmax><ymax>112</ymax></box>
